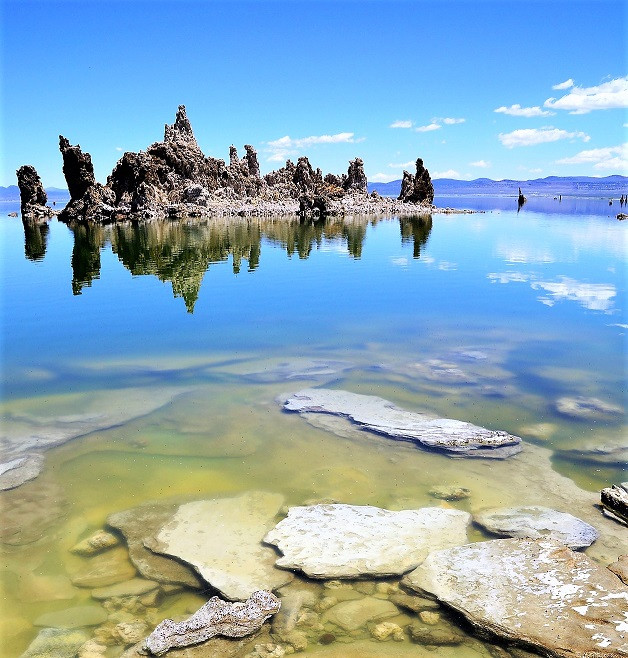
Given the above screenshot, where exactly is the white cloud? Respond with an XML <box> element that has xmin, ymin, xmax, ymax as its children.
<box><xmin>470</xmin><ymin>160</ymin><xmax>490</xmax><ymax>168</ymax></box>
<box><xmin>488</xmin><ymin>272</ymin><xmax>616</xmax><ymax>312</ymax></box>
<box><xmin>415</xmin><ymin>123</ymin><xmax>441</xmax><ymax>132</ymax></box>
<box><xmin>432</xmin><ymin>169</ymin><xmax>461</xmax><ymax>179</ymax></box>
<box><xmin>265</xmin><ymin>132</ymin><xmax>356</xmax><ymax>161</ymax></box>
<box><xmin>441</xmin><ymin>117</ymin><xmax>466</xmax><ymax>125</ymax></box>
<box><xmin>494</xmin><ymin>104</ymin><xmax>554</xmax><ymax>117</ymax></box>
<box><xmin>115</xmin><ymin>146</ymin><xmax>123</xmax><ymax>151</ymax></box>
<box><xmin>555</xmin><ymin>144</ymin><xmax>628</xmax><ymax>172</ymax></box>
<box><xmin>369</xmin><ymin>172</ymin><xmax>399</xmax><ymax>183</ymax></box>
<box><xmin>498</xmin><ymin>127</ymin><xmax>590</xmax><ymax>148</ymax></box>
<box><xmin>388</xmin><ymin>160</ymin><xmax>415</xmax><ymax>169</ymax></box>
<box><xmin>552</xmin><ymin>78</ymin><xmax>574</xmax><ymax>90</ymax></box>
<box><xmin>390</xmin><ymin>120</ymin><xmax>413</xmax><ymax>129</ymax></box>
<box><xmin>544</xmin><ymin>76</ymin><xmax>628</xmax><ymax>114</ymax></box>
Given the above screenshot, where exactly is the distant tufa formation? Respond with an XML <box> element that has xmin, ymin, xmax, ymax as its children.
<box><xmin>16</xmin><ymin>165</ymin><xmax>53</xmax><ymax>219</ymax></box>
<box><xmin>17</xmin><ymin>105</ymin><xmax>434</xmax><ymax>223</ymax></box>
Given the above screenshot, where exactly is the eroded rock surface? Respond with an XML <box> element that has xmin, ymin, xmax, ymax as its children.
<box><xmin>146</xmin><ymin>492</ymin><xmax>292</xmax><ymax>600</ymax></box>
<box><xmin>281</xmin><ymin>388</ymin><xmax>522</xmax><ymax>458</ymax></box>
<box><xmin>403</xmin><ymin>538</ymin><xmax>628</xmax><ymax>658</ymax></box>
<box><xmin>16</xmin><ymin>165</ymin><xmax>52</xmax><ymax>219</ymax></box>
<box><xmin>474</xmin><ymin>505</ymin><xmax>599</xmax><ymax>549</ymax></box>
<box><xmin>264</xmin><ymin>504</ymin><xmax>470</xmax><ymax>578</ymax></box>
<box><xmin>143</xmin><ymin>590</ymin><xmax>280</xmax><ymax>656</ymax></box>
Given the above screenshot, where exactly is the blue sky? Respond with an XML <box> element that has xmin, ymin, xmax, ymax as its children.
<box><xmin>2</xmin><ymin>0</ymin><xmax>626</xmax><ymax>187</ymax></box>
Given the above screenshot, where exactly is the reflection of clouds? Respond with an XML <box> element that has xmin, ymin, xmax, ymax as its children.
<box><xmin>319</xmin><ymin>241</ymin><xmax>349</xmax><ymax>255</ymax></box>
<box><xmin>391</xmin><ymin>257</ymin><xmax>408</xmax><ymax>267</ymax></box>
<box><xmin>496</xmin><ymin>244</ymin><xmax>556</xmax><ymax>264</ymax></box>
<box><xmin>438</xmin><ymin>261</ymin><xmax>458</xmax><ymax>271</ymax></box>
<box><xmin>488</xmin><ymin>272</ymin><xmax>616</xmax><ymax>312</ymax></box>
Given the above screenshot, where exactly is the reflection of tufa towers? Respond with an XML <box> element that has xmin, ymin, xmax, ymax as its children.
<box><xmin>31</xmin><ymin>215</ymin><xmax>433</xmax><ymax>313</ymax></box>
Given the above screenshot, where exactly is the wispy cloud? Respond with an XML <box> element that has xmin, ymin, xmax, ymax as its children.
<box><xmin>498</xmin><ymin>127</ymin><xmax>590</xmax><ymax>148</ymax></box>
<box><xmin>432</xmin><ymin>169</ymin><xmax>461</xmax><ymax>179</ymax></box>
<box><xmin>544</xmin><ymin>76</ymin><xmax>628</xmax><ymax>114</ymax></box>
<box><xmin>555</xmin><ymin>143</ymin><xmax>628</xmax><ymax>172</ymax></box>
<box><xmin>415</xmin><ymin>123</ymin><xmax>441</xmax><ymax>132</ymax></box>
<box><xmin>115</xmin><ymin>146</ymin><xmax>123</xmax><ymax>151</ymax></box>
<box><xmin>390</xmin><ymin>120</ymin><xmax>413</xmax><ymax>129</ymax></box>
<box><xmin>470</xmin><ymin>160</ymin><xmax>490</xmax><ymax>168</ymax></box>
<box><xmin>388</xmin><ymin>160</ymin><xmax>415</xmax><ymax>169</ymax></box>
<box><xmin>552</xmin><ymin>78</ymin><xmax>574</xmax><ymax>90</ymax></box>
<box><xmin>440</xmin><ymin>117</ymin><xmax>466</xmax><ymax>125</ymax></box>
<box><xmin>369</xmin><ymin>172</ymin><xmax>399</xmax><ymax>183</ymax></box>
<box><xmin>494</xmin><ymin>104</ymin><xmax>554</xmax><ymax>117</ymax></box>
<box><xmin>265</xmin><ymin>132</ymin><xmax>357</xmax><ymax>161</ymax></box>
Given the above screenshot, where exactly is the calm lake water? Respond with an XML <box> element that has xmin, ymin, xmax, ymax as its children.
<box><xmin>1</xmin><ymin>196</ymin><xmax>626</xmax><ymax>656</ymax></box>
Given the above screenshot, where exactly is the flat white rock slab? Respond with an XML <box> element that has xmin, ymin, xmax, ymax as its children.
<box><xmin>146</xmin><ymin>492</ymin><xmax>292</xmax><ymax>601</ymax></box>
<box><xmin>264</xmin><ymin>503</ymin><xmax>470</xmax><ymax>578</ymax></box>
<box><xmin>282</xmin><ymin>388</ymin><xmax>522</xmax><ymax>458</ymax></box>
<box><xmin>474</xmin><ymin>505</ymin><xmax>599</xmax><ymax>549</ymax></box>
<box><xmin>403</xmin><ymin>538</ymin><xmax>628</xmax><ymax>658</ymax></box>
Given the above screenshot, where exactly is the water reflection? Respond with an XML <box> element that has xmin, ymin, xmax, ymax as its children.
<box><xmin>22</xmin><ymin>218</ymin><xmax>49</xmax><ymax>261</ymax></box>
<box><xmin>29</xmin><ymin>215</ymin><xmax>433</xmax><ymax>312</ymax></box>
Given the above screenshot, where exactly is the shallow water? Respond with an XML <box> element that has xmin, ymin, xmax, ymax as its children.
<box><xmin>0</xmin><ymin>198</ymin><xmax>626</xmax><ymax>656</ymax></box>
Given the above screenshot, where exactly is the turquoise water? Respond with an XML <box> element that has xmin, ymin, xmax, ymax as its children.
<box><xmin>0</xmin><ymin>198</ymin><xmax>626</xmax><ymax>656</ymax></box>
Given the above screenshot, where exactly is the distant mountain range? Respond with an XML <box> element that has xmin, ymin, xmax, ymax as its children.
<box><xmin>0</xmin><ymin>186</ymin><xmax>70</xmax><ymax>202</ymax></box>
<box><xmin>2</xmin><ymin>175</ymin><xmax>626</xmax><ymax>203</ymax></box>
<box><xmin>369</xmin><ymin>175</ymin><xmax>628</xmax><ymax>197</ymax></box>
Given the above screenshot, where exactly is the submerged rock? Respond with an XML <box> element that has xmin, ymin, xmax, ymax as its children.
<box><xmin>107</xmin><ymin>502</ymin><xmax>204</xmax><ymax>588</ymax></box>
<box><xmin>146</xmin><ymin>492</ymin><xmax>292</xmax><ymax>600</ymax></box>
<box><xmin>608</xmin><ymin>555</ymin><xmax>628</xmax><ymax>585</ymax></box>
<box><xmin>0</xmin><ymin>386</ymin><xmax>185</xmax><ymax>490</ymax></box>
<box><xmin>323</xmin><ymin>597</ymin><xmax>398</xmax><ymax>631</ymax></box>
<box><xmin>143</xmin><ymin>590</ymin><xmax>280</xmax><ymax>656</ymax></box>
<box><xmin>34</xmin><ymin>605</ymin><xmax>108</xmax><ymax>629</ymax></box>
<box><xmin>20</xmin><ymin>627</ymin><xmax>90</xmax><ymax>658</ymax></box>
<box><xmin>403</xmin><ymin>538</ymin><xmax>628</xmax><ymax>658</ymax></box>
<box><xmin>555</xmin><ymin>395</ymin><xmax>623</xmax><ymax>420</ymax></box>
<box><xmin>264</xmin><ymin>504</ymin><xmax>470</xmax><ymax>578</ymax></box>
<box><xmin>474</xmin><ymin>505</ymin><xmax>599</xmax><ymax>549</ymax></box>
<box><xmin>71</xmin><ymin>529</ymin><xmax>120</xmax><ymax>556</ymax></box>
<box><xmin>69</xmin><ymin>546</ymin><xmax>137</xmax><ymax>588</ymax></box>
<box><xmin>281</xmin><ymin>388</ymin><xmax>522</xmax><ymax>458</ymax></box>
<box><xmin>601</xmin><ymin>483</ymin><xmax>628</xmax><ymax>525</ymax></box>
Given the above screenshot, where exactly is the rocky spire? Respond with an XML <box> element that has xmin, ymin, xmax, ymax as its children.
<box><xmin>229</xmin><ymin>146</ymin><xmax>240</xmax><ymax>169</ymax></box>
<box><xmin>16</xmin><ymin>165</ymin><xmax>47</xmax><ymax>208</ymax></box>
<box><xmin>343</xmin><ymin>158</ymin><xmax>367</xmax><ymax>193</ymax></box>
<box><xmin>398</xmin><ymin>157</ymin><xmax>434</xmax><ymax>204</ymax></box>
<box><xmin>164</xmin><ymin>105</ymin><xmax>198</xmax><ymax>149</ymax></box>
<box><xmin>59</xmin><ymin>135</ymin><xmax>96</xmax><ymax>200</ymax></box>
<box><xmin>244</xmin><ymin>145</ymin><xmax>260</xmax><ymax>178</ymax></box>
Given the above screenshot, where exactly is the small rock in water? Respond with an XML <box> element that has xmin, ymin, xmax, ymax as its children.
<box><xmin>371</xmin><ymin>621</ymin><xmax>405</xmax><ymax>641</ymax></box>
<box><xmin>601</xmin><ymin>483</ymin><xmax>628</xmax><ymax>525</ymax></box>
<box><xmin>322</xmin><ymin>597</ymin><xmax>398</xmax><ymax>631</ymax></box>
<box><xmin>408</xmin><ymin>622</ymin><xmax>465</xmax><ymax>646</ymax></box>
<box><xmin>473</xmin><ymin>505</ymin><xmax>599</xmax><ymax>549</ymax></box>
<box><xmin>418</xmin><ymin>610</ymin><xmax>440</xmax><ymax>625</ymax></box>
<box><xmin>34</xmin><ymin>605</ymin><xmax>108</xmax><ymax>628</ymax></box>
<box><xmin>143</xmin><ymin>590</ymin><xmax>281</xmax><ymax>656</ymax></box>
<box><xmin>428</xmin><ymin>484</ymin><xmax>471</xmax><ymax>501</ymax></box>
<box><xmin>90</xmin><ymin>577</ymin><xmax>160</xmax><ymax>600</ymax></box>
<box><xmin>69</xmin><ymin>547</ymin><xmax>137</xmax><ymax>588</ymax></box>
<box><xmin>71</xmin><ymin>529</ymin><xmax>120</xmax><ymax>556</ymax></box>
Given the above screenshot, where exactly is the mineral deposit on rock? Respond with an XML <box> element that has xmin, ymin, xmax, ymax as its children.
<box><xmin>143</xmin><ymin>590</ymin><xmax>280</xmax><ymax>656</ymax></box>
<box><xmin>281</xmin><ymin>388</ymin><xmax>522</xmax><ymax>458</ymax></box>
<box><xmin>474</xmin><ymin>505</ymin><xmax>599</xmax><ymax>549</ymax></box>
<box><xmin>264</xmin><ymin>504</ymin><xmax>470</xmax><ymax>578</ymax></box>
<box><xmin>403</xmin><ymin>538</ymin><xmax>628</xmax><ymax>658</ymax></box>
<box><xmin>147</xmin><ymin>492</ymin><xmax>292</xmax><ymax>600</ymax></box>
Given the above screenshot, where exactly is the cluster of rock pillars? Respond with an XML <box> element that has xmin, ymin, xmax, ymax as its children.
<box><xmin>16</xmin><ymin>105</ymin><xmax>435</xmax><ymax>223</ymax></box>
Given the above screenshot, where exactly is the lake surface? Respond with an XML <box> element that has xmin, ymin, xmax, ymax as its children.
<box><xmin>1</xmin><ymin>196</ymin><xmax>626</xmax><ymax>656</ymax></box>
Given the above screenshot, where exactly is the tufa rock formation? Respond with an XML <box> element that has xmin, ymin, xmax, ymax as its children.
<box><xmin>16</xmin><ymin>165</ymin><xmax>52</xmax><ymax>219</ymax></box>
<box><xmin>22</xmin><ymin>105</ymin><xmax>438</xmax><ymax>223</ymax></box>
<box><xmin>398</xmin><ymin>158</ymin><xmax>434</xmax><ymax>204</ymax></box>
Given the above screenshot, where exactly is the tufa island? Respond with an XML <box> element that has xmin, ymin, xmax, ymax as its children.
<box><xmin>14</xmin><ymin>105</ymin><xmax>472</xmax><ymax>223</ymax></box>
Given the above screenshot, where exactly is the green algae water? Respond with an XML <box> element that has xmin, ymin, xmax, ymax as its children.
<box><xmin>1</xmin><ymin>198</ymin><xmax>626</xmax><ymax>657</ymax></box>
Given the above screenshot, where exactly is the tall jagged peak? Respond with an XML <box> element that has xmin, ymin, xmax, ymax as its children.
<box><xmin>164</xmin><ymin>105</ymin><xmax>199</xmax><ymax>148</ymax></box>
